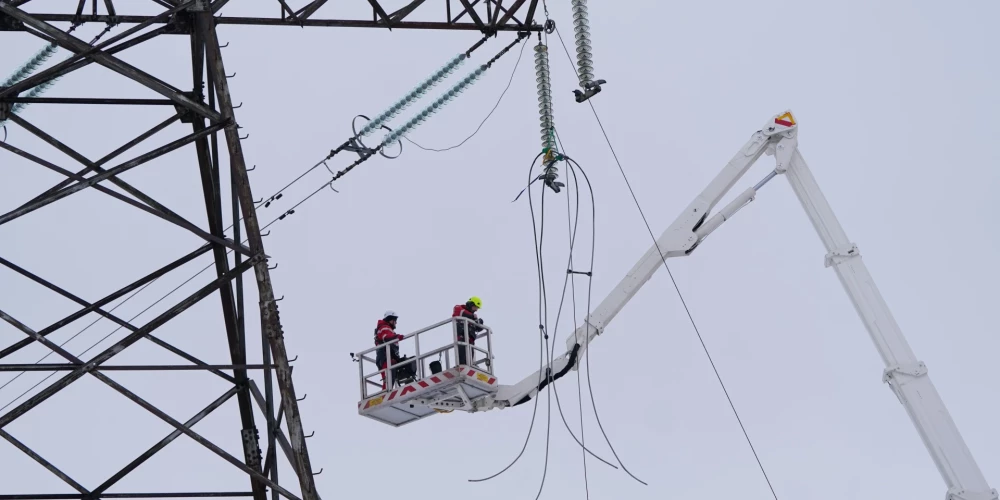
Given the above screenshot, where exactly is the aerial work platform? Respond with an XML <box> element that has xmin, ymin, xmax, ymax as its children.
<box><xmin>354</xmin><ymin>317</ymin><xmax>498</xmax><ymax>427</ymax></box>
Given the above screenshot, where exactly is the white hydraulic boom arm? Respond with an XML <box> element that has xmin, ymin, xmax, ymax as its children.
<box><xmin>480</xmin><ymin>111</ymin><xmax>996</xmax><ymax>499</ymax></box>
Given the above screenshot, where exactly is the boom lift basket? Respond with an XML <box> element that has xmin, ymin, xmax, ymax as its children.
<box><xmin>355</xmin><ymin>317</ymin><xmax>498</xmax><ymax>427</ymax></box>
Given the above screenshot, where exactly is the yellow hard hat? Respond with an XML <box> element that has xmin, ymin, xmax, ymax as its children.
<box><xmin>468</xmin><ymin>296</ymin><xmax>483</xmax><ymax>308</ymax></box>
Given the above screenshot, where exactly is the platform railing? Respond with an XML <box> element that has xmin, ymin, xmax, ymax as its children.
<box><xmin>356</xmin><ymin>316</ymin><xmax>494</xmax><ymax>399</ymax></box>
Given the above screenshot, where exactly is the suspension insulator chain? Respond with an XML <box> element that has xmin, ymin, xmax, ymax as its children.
<box><xmin>534</xmin><ymin>40</ymin><xmax>564</xmax><ymax>194</ymax></box>
<box><xmin>354</xmin><ymin>32</ymin><xmax>500</xmax><ymax>139</ymax></box>
<box><xmin>570</xmin><ymin>0</ymin><xmax>607</xmax><ymax>103</ymax></box>
<box><xmin>357</xmin><ymin>54</ymin><xmax>468</xmax><ymax>139</ymax></box>
<box><xmin>0</xmin><ymin>22</ymin><xmax>88</xmax><ymax>126</ymax></box>
<box><xmin>380</xmin><ymin>32</ymin><xmax>529</xmax><ymax>148</ymax></box>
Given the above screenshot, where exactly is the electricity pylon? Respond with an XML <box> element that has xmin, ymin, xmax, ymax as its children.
<box><xmin>0</xmin><ymin>2</ymin><xmax>542</xmax><ymax>499</ymax></box>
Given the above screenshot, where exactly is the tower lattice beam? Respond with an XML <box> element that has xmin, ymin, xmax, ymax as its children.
<box><xmin>0</xmin><ymin>1</ymin><xmax>541</xmax><ymax>499</ymax></box>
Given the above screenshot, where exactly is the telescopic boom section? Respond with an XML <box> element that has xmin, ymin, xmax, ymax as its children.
<box><xmin>483</xmin><ymin>111</ymin><xmax>997</xmax><ymax>500</ymax></box>
<box><xmin>485</xmin><ymin>113</ymin><xmax>779</xmax><ymax>409</ymax></box>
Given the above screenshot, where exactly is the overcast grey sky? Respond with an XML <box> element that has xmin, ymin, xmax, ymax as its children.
<box><xmin>1</xmin><ymin>0</ymin><xmax>997</xmax><ymax>499</ymax></box>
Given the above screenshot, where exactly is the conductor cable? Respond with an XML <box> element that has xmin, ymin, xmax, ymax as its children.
<box><xmin>468</xmin><ymin>152</ymin><xmax>548</xmax><ymax>484</ymax></box>
<box><xmin>551</xmin><ymin>26</ymin><xmax>778</xmax><ymax>497</ymax></box>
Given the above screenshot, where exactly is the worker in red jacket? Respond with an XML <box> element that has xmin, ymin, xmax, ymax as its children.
<box><xmin>452</xmin><ymin>296</ymin><xmax>485</xmax><ymax>366</ymax></box>
<box><xmin>374</xmin><ymin>310</ymin><xmax>407</xmax><ymax>389</ymax></box>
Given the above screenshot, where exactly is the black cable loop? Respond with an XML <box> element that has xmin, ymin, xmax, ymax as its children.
<box><xmin>468</xmin><ymin>151</ymin><xmax>546</xmax><ymax>484</ymax></box>
<box><xmin>542</xmin><ymin>147</ymin><xmax>618</xmax><ymax>472</ymax></box>
<box><xmin>551</xmin><ymin>125</ymin><xmax>647</xmax><ymax>487</ymax></box>
<box><xmin>563</xmin><ymin>161</ymin><xmax>591</xmax><ymax>500</ymax></box>
<box><xmin>549</xmin><ymin>25</ymin><xmax>776</xmax><ymax>493</ymax></box>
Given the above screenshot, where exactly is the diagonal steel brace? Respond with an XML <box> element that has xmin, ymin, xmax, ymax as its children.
<box><xmin>0</xmin><ymin>2</ymin><xmax>222</xmax><ymax>122</ymax></box>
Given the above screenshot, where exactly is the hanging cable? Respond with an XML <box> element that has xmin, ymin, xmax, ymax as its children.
<box><xmin>564</xmin><ymin>163</ymin><xmax>591</xmax><ymax>500</ymax></box>
<box><xmin>470</xmin><ymin>145</ymin><xmax>622</xmax><ymax>487</ymax></box>
<box><xmin>550</xmin><ymin>145</ymin><xmax>593</xmax><ymax>497</ymax></box>
<box><xmin>551</xmin><ymin>25</ymin><xmax>779</xmax><ymax>499</ymax></box>
<box><xmin>542</xmin><ymin>145</ymin><xmax>617</xmax><ymax>472</ymax></box>
<box><xmin>531</xmin><ymin>171</ymin><xmax>555</xmax><ymax>500</ymax></box>
<box><xmin>468</xmin><ymin>152</ymin><xmax>548</xmax><ymax>484</ymax></box>
<box><xmin>551</xmin><ymin>140</ymin><xmax>592</xmax><ymax>498</ymax></box>
<box><xmin>551</xmin><ymin>123</ymin><xmax>647</xmax><ymax>486</ymax></box>
<box><xmin>564</xmin><ymin>155</ymin><xmax>647</xmax><ymax>488</ymax></box>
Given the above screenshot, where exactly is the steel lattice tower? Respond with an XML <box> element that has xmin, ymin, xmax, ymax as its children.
<box><xmin>0</xmin><ymin>1</ymin><xmax>542</xmax><ymax>499</ymax></box>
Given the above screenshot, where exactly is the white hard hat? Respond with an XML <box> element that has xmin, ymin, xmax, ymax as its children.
<box><xmin>383</xmin><ymin>310</ymin><xmax>398</xmax><ymax>320</ymax></box>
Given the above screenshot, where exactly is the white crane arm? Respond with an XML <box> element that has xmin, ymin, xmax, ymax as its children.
<box><xmin>479</xmin><ymin>111</ymin><xmax>996</xmax><ymax>500</ymax></box>
<box><xmin>483</xmin><ymin>114</ymin><xmax>781</xmax><ymax>409</ymax></box>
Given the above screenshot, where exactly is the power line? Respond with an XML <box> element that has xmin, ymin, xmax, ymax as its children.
<box><xmin>468</xmin><ymin>152</ymin><xmax>548</xmax><ymax>484</ymax></box>
<box><xmin>470</xmin><ymin>149</ymin><xmax>620</xmax><ymax>491</ymax></box>
<box><xmin>561</xmin><ymin>160</ymin><xmax>591</xmax><ymax>498</ymax></box>
<box><xmin>532</xmin><ymin>169</ymin><xmax>555</xmax><ymax>500</ymax></box>
<box><xmin>562</xmin><ymin>154</ymin><xmax>647</xmax><ymax>488</ymax></box>
<box><xmin>552</xmin><ymin>24</ymin><xmax>779</xmax><ymax>500</ymax></box>
<box><xmin>556</xmin><ymin>157</ymin><xmax>591</xmax><ymax>498</ymax></box>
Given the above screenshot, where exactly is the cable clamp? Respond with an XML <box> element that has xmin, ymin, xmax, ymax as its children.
<box><xmin>567</xmin><ymin>269</ymin><xmax>592</xmax><ymax>277</ymax></box>
<box><xmin>574</xmin><ymin>79</ymin><xmax>607</xmax><ymax>103</ymax></box>
<box><xmin>947</xmin><ymin>487</ymin><xmax>999</xmax><ymax>500</ymax></box>
<box><xmin>824</xmin><ymin>243</ymin><xmax>860</xmax><ymax>268</ymax></box>
<box><xmin>882</xmin><ymin>361</ymin><xmax>928</xmax><ymax>384</ymax></box>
